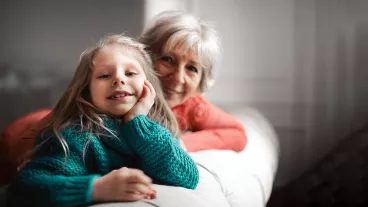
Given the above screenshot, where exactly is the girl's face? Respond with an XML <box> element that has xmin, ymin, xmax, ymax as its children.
<box><xmin>89</xmin><ymin>44</ymin><xmax>146</xmax><ymax>117</ymax></box>
<box><xmin>155</xmin><ymin>45</ymin><xmax>203</xmax><ymax>108</ymax></box>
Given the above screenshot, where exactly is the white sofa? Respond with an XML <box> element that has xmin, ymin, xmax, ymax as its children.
<box><xmin>89</xmin><ymin>108</ymin><xmax>280</xmax><ymax>207</ymax></box>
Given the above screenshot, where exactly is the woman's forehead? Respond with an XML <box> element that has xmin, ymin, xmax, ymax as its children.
<box><xmin>165</xmin><ymin>43</ymin><xmax>203</xmax><ymax>64</ymax></box>
<box><xmin>174</xmin><ymin>44</ymin><xmax>197</xmax><ymax>58</ymax></box>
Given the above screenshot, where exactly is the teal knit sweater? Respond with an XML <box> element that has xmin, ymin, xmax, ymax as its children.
<box><xmin>7</xmin><ymin>115</ymin><xmax>199</xmax><ymax>207</ymax></box>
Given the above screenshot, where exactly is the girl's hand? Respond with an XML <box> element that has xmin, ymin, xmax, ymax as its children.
<box><xmin>124</xmin><ymin>80</ymin><xmax>156</xmax><ymax>122</ymax></box>
<box><xmin>92</xmin><ymin>167</ymin><xmax>157</xmax><ymax>202</ymax></box>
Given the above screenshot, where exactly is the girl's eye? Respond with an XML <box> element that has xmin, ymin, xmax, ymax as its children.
<box><xmin>98</xmin><ymin>74</ymin><xmax>111</xmax><ymax>79</ymax></box>
<box><xmin>161</xmin><ymin>56</ymin><xmax>173</xmax><ymax>63</ymax></box>
<box><xmin>126</xmin><ymin>72</ymin><xmax>137</xmax><ymax>76</ymax></box>
<box><xmin>187</xmin><ymin>65</ymin><xmax>198</xmax><ymax>73</ymax></box>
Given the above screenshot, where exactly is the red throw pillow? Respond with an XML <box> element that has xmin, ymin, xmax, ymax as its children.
<box><xmin>0</xmin><ymin>108</ymin><xmax>52</xmax><ymax>185</ymax></box>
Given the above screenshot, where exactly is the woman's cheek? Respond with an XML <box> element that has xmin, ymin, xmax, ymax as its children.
<box><xmin>156</xmin><ymin>62</ymin><xmax>172</xmax><ymax>75</ymax></box>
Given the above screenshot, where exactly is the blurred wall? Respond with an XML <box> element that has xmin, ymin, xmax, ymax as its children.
<box><xmin>187</xmin><ymin>0</ymin><xmax>368</xmax><ymax>187</ymax></box>
<box><xmin>0</xmin><ymin>0</ymin><xmax>144</xmax><ymax>131</ymax></box>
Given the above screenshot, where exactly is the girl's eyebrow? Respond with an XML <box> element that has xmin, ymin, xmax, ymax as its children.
<box><xmin>126</xmin><ymin>62</ymin><xmax>142</xmax><ymax>70</ymax></box>
<box><xmin>94</xmin><ymin>62</ymin><xmax>141</xmax><ymax>69</ymax></box>
<box><xmin>92</xmin><ymin>64</ymin><xmax>112</xmax><ymax>71</ymax></box>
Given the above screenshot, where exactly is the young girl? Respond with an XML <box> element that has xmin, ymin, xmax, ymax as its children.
<box><xmin>6</xmin><ymin>34</ymin><xmax>199</xmax><ymax>207</ymax></box>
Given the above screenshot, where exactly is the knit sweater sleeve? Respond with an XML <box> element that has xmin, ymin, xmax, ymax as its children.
<box><xmin>121</xmin><ymin>115</ymin><xmax>199</xmax><ymax>189</ymax></box>
<box><xmin>6</xmin><ymin>129</ymin><xmax>101</xmax><ymax>207</ymax></box>
<box><xmin>176</xmin><ymin>95</ymin><xmax>247</xmax><ymax>152</ymax></box>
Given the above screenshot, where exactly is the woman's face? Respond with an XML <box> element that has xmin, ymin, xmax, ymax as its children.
<box><xmin>155</xmin><ymin>45</ymin><xmax>203</xmax><ymax>108</ymax></box>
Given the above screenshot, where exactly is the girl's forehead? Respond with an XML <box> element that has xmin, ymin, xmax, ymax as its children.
<box><xmin>94</xmin><ymin>44</ymin><xmax>131</xmax><ymax>58</ymax></box>
<box><xmin>92</xmin><ymin>45</ymin><xmax>144</xmax><ymax>68</ymax></box>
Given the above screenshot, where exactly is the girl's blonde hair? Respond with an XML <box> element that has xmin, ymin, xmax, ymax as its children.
<box><xmin>39</xmin><ymin>34</ymin><xmax>178</xmax><ymax>163</ymax></box>
<box><xmin>139</xmin><ymin>11</ymin><xmax>222</xmax><ymax>92</ymax></box>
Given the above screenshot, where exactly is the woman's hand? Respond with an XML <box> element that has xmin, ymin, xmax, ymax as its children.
<box><xmin>124</xmin><ymin>80</ymin><xmax>156</xmax><ymax>122</ymax></box>
<box><xmin>179</xmin><ymin>131</ymin><xmax>192</xmax><ymax>151</ymax></box>
<box><xmin>180</xmin><ymin>139</ymin><xmax>187</xmax><ymax>151</ymax></box>
<box><xmin>92</xmin><ymin>167</ymin><xmax>157</xmax><ymax>202</ymax></box>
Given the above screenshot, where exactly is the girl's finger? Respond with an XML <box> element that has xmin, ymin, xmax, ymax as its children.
<box><xmin>120</xmin><ymin>192</ymin><xmax>146</xmax><ymax>201</ymax></box>
<box><xmin>145</xmin><ymin>80</ymin><xmax>156</xmax><ymax>96</ymax></box>
<box><xmin>149</xmin><ymin>191</ymin><xmax>157</xmax><ymax>199</ymax></box>
<box><xmin>138</xmin><ymin>84</ymin><xmax>149</xmax><ymax>102</ymax></box>
<box><xmin>125</xmin><ymin>183</ymin><xmax>152</xmax><ymax>195</ymax></box>
<box><xmin>149</xmin><ymin>186</ymin><xmax>157</xmax><ymax>197</ymax></box>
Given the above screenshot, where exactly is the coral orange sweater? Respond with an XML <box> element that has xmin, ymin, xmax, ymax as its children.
<box><xmin>171</xmin><ymin>95</ymin><xmax>247</xmax><ymax>152</ymax></box>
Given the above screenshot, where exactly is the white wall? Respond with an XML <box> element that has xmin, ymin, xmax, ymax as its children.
<box><xmin>144</xmin><ymin>0</ymin><xmax>189</xmax><ymax>23</ymax></box>
<box><xmin>188</xmin><ymin>0</ymin><xmax>297</xmax><ymax>187</ymax></box>
<box><xmin>182</xmin><ymin>0</ymin><xmax>368</xmax><ymax>187</ymax></box>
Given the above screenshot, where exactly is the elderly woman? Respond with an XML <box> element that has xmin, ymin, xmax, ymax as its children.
<box><xmin>140</xmin><ymin>11</ymin><xmax>247</xmax><ymax>152</ymax></box>
<box><xmin>138</xmin><ymin>11</ymin><xmax>278</xmax><ymax>207</ymax></box>
<box><xmin>138</xmin><ymin>11</ymin><xmax>259</xmax><ymax>207</ymax></box>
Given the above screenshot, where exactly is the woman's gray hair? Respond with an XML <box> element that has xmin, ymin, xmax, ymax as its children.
<box><xmin>139</xmin><ymin>10</ymin><xmax>222</xmax><ymax>92</ymax></box>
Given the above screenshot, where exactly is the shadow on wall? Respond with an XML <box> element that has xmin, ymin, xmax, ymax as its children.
<box><xmin>353</xmin><ymin>22</ymin><xmax>368</xmax><ymax>120</ymax></box>
<box><xmin>0</xmin><ymin>62</ymin><xmax>70</xmax><ymax>132</ymax></box>
<box><xmin>267</xmin><ymin>21</ymin><xmax>368</xmax><ymax>207</ymax></box>
<box><xmin>328</xmin><ymin>21</ymin><xmax>368</xmax><ymax>140</ymax></box>
<box><xmin>308</xmin><ymin>21</ymin><xmax>368</xmax><ymax>167</ymax></box>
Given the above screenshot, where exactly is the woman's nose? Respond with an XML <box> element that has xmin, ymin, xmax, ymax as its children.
<box><xmin>173</xmin><ymin>67</ymin><xmax>185</xmax><ymax>84</ymax></box>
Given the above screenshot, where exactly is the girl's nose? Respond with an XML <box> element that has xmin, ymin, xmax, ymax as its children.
<box><xmin>112</xmin><ymin>79</ymin><xmax>125</xmax><ymax>86</ymax></box>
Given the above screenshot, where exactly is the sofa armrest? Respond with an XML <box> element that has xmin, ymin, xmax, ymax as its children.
<box><xmin>229</xmin><ymin>107</ymin><xmax>280</xmax><ymax>202</ymax></box>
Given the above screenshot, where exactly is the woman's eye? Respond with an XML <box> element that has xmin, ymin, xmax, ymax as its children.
<box><xmin>126</xmin><ymin>72</ymin><xmax>137</xmax><ymax>76</ymax></box>
<box><xmin>98</xmin><ymin>74</ymin><xmax>111</xmax><ymax>79</ymax></box>
<box><xmin>161</xmin><ymin>56</ymin><xmax>173</xmax><ymax>63</ymax></box>
<box><xmin>188</xmin><ymin>65</ymin><xmax>198</xmax><ymax>73</ymax></box>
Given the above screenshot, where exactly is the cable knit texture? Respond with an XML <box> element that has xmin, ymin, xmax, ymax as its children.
<box><xmin>172</xmin><ymin>95</ymin><xmax>247</xmax><ymax>152</ymax></box>
<box><xmin>6</xmin><ymin>115</ymin><xmax>199</xmax><ymax>207</ymax></box>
